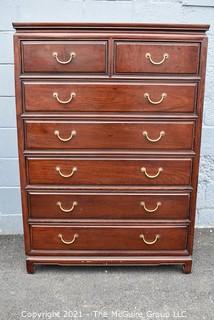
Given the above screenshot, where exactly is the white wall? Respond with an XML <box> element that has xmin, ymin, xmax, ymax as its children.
<box><xmin>0</xmin><ymin>0</ymin><xmax>214</xmax><ymax>233</ymax></box>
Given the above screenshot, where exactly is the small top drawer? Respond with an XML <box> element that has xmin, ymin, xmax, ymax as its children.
<box><xmin>115</xmin><ymin>42</ymin><xmax>200</xmax><ymax>75</ymax></box>
<box><xmin>21</xmin><ymin>41</ymin><xmax>107</xmax><ymax>74</ymax></box>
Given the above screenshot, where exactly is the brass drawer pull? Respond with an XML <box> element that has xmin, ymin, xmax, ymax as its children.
<box><xmin>139</xmin><ymin>234</ymin><xmax>160</xmax><ymax>245</ymax></box>
<box><xmin>53</xmin><ymin>51</ymin><xmax>76</xmax><ymax>64</ymax></box>
<box><xmin>53</xmin><ymin>92</ymin><xmax>76</xmax><ymax>104</ymax></box>
<box><xmin>57</xmin><ymin>201</ymin><xmax>78</xmax><ymax>213</ymax></box>
<box><xmin>140</xmin><ymin>201</ymin><xmax>162</xmax><ymax>213</ymax></box>
<box><xmin>143</xmin><ymin>130</ymin><xmax>165</xmax><ymax>143</ymax></box>
<box><xmin>58</xmin><ymin>233</ymin><xmax>79</xmax><ymax>245</ymax></box>
<box><xmin>144</xmin><ymin>92</ymin><xmax>167</xmax><ymax>105</ymax></box>
<box><xmin>56</xmin><ymin>166</ymin><xmax>77</xmax><ymax>178</ymax></box>
<box><xmin>54</xmin><ymin>130</ymin><xmax>76</xmax><ymax>142</ymax></box>
<box><xmin>145</xmin><ymin>52</ymin><xmax>169</xmax><ymax>65</ymax></box>
<box><xmin>141</xmin><ymin>167</ymin><xmax>163</xmax><ymax>179</ymax></box>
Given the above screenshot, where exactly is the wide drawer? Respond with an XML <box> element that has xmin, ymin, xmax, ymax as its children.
<box><xmin>21</xmin><ymin>41</ymin><xmax>107</xmax><ymax>73</ymax></box>
<box><xmin>28</xmin><ymin>192</ymin><xmax>190</xmax><ymax>220</ymax></box>
<box><xmin>25</xmin><ymin>121</ymin><xmax>194</xmax><ymax>151</ymax></box>
<box><xmin>30</xmin><ymin>225</ymin><xmax>188</xmax><ymax>251</ymax></box>
<box><xmin>115</xmin><ymin>42</ymin><xmax>200</xmax><ymax>74</ymax></box>
<box><xmin>23</xmin><ymin>82</ymin><xmax>197</xmax><ymax>113</ymax></box>
<box><xmin>27</xmin><ymin>158</ymin><xmax>192</xmax><ymax>186</ymax></box>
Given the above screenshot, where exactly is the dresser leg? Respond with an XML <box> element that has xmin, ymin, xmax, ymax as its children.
<box><xmin>182</xmin><ymin>261</ymin><xmax>192</xmax><ymax>274</ymax></box>
<box><xmin>26</xmin><ymin>260</ymin><xmax>35</xmax><ymax>274</ymax></box>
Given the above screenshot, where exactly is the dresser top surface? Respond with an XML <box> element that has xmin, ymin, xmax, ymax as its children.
<box><xmin>12</xmin><ymin>22</ymin><xmax>210</xmax><ymax>33</ymax></box>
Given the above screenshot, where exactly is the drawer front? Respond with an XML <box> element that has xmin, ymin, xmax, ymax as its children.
<box><xmin>115</xmin><ymin>42</ymin><xmax>200</xmax><ymax>74</ymax></box>
<box><xmin>23</xmin><ymin>82</ymin><xmax>197</xmax><ymax>113</ymax></box>
<box><xmin>29</xmin><ymin>192</ymin><xmax>190</xmax><ymax>220</ymax></box>
<box><xmin>31</xmin><ymin>225</ymin><xmax>188</xmax><ymax>251</ymax></box>
<box><xmin>25</xmin><ymin>121</ymin><xmax>194</xmax><ymax>151</ymax></box>
<box><xmin>27</xmin><ymin>158</ymin><xmax>192</xmax><ymax>186</ymax></box>
<box><xmin>22</xmin><ymin>41</ymin><xmax>107</xmax><ymax>73</ymax></box>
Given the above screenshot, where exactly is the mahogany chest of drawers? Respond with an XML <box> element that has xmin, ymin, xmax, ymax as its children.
<box><xmin>13</xmin><ymin>22</ymin><xmax>209</xmax><ymax>274</ymax></box>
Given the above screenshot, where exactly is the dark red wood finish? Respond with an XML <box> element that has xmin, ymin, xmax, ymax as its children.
<box><xmin>13</xmin><ymin>22</ymin><xmax>209</xmax><ymax>274</ymax></box>
<box><xmin>25</xmin><ymin>121</ymin><xmax>194</xmax><ymax>150</ymax></box>
<box><xmin>115</xmin><ymin>42</ymin><xmax>200</xmax><ymax>74</ymax></box>
<box><xmin>27</xmin><ymin>158</ymin><xmax>192</xmax><ymax>186</ymax></box>
<box><xmin>23</xmin><ymin>82</ymin><xmax>197</xmax><ymax>113</ymax></box>
<box><xmin>28</xmin><ymin>192</ymin><xmax>190</xmax><ymax>220</ymax></box>
<box><xmin>30</xmin><ymin>225</ymin><xmax>188</xmax><ymax>251</ymax></box>
<box><xmin>22</xmin><ymin>41</ymin><xmax>107</xmax><ymax>73</ymax></box>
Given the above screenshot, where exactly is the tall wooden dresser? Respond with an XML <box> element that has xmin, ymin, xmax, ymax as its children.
<box><xmin>13</xmin><ymin>23</ymin><xmax>209</xmax><ymax>273</ymax></box>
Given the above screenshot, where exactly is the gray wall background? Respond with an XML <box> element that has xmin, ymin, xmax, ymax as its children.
<box><xmin>0</xmin><ymin>0</ymin><xmax>214</xmax><ymax>234</ymax></box>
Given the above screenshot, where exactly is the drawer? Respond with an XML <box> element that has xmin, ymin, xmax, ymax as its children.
<box><xmin>25</xmin><ymin>121</ymin><xmax>194</xmax><ymax>151</ymax></box>
<box><xmin>30</xmin><ymin>225</ymin><xmax>188</xmax><ymax>251</ymax></box>
<box><xmin>23</xmin><ymin>82</ymin><xmax>197</xmax><ymax>113</ymax></box>
<box><xmin>27</xmin><ymin>158</ymin><xmax>192</xmax><ymax>186</ymax></box>
<box><xmin>28</xmin><ymin>192</ymin><xmax>190</xmax><ymax>220</ymax></box>
<box><xmin>115</xmin><ymin>42</ymin><xmax>200</xmax><ymax>74</ymax></box>
<box><xmin>21</xmin><ymin>41</ymin><xmax>107</xmax><ymax>74</ymax></box>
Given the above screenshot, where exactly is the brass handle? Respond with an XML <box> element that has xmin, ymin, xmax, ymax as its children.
<box><xmin>53</xmin><ymin>92</ymin><xmax>76</xmax><ymax>104</ymax></box>
<box><xmin>58</xmin><ymin>233</ymin><xmax>79</xmax><ymax>245</ymax></box>
<box><xmin>144</xmin><ymin>92</ymin><xmax>167</xmax><ymax>105</ymax></box>
<box><xmin>57</xmin><ymin>201</ymin><xmax>78</xmax><ymax>213</ymax></box>
<box><xmin>56</xmin><ymin>166</ymin><xmax>77</xmax><ymax>178</ymax></box>
<box><xmin>141</xmin><ymin>167</ymin><xmax>163</xmax><ymax>179</ymax></box>
<box><xmin>53</xmin><ymin>51</ymin><xmax>76</xmax><ymax>64</ymax></box>
<box><xmin>54</xmin><ymin>130</ymin><xmax>76</xmax><ymax>142</ymax></box>
<box><xmin>143</xmin><ymin>131</ymin><xmax>165</xmax><ymax>143</ymax></box>
<box><xmin>145</xmin><ymin>52</ymin><xmax>169</xmax><ymax>65</ymax></box>
<box><xmin>140</xmin><ymin>201</ymin><xmax>162</xmax><ymax>213</ymax></box>
<box><xmin>139</xmin><ymin>234</ymin><xmax>160</xmax><ymax>245</ymax></box>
